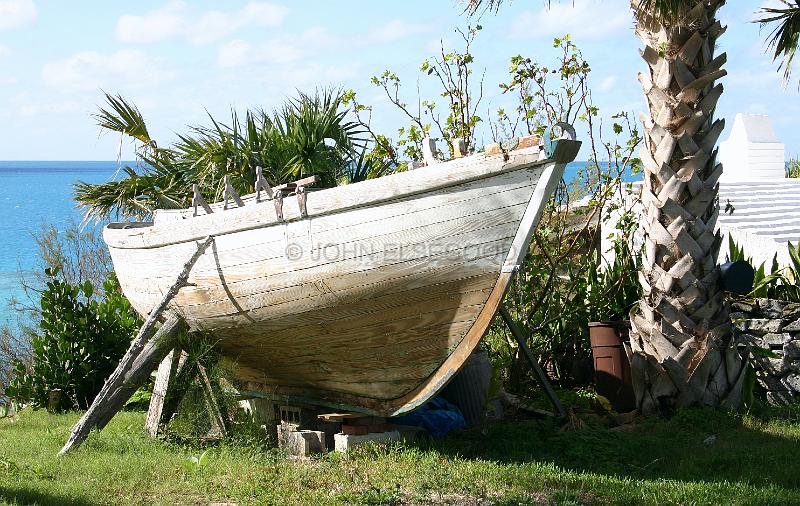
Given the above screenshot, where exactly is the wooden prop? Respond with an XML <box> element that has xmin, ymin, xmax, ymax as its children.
<box><xmin>197</xmin><ymin>363</ymin><xmax>228</xmax><ymax>438</ymax></box>
<box><xmin>422</xmin><ymin>137</ymin><xmax>438</xmax><ymax>165</ymax></box>
<box><xmin>59</xmin><ymin>237</ymin><xmax>213</xmax><ymax>455</ymax></box>
<box><xmin>254</xmin><ymin>166</ymin><xmax>273</xmax><ymax>202</ymax></box>
<box><xmin>498</xmin><ymin>304</ymin><xmax>565</xmax><ymax>417</ymax></box>
<box><xmin>145</xmin><ymin>348</ymin><xmax>182</xmax><ymax>436</ymax></box>
<box><xmin>146</xmin><ymin>350</ymin><xmax>230</xmax><ymax>438</ymax></box>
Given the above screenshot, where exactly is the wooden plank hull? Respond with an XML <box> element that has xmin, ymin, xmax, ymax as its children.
<box><xmin>105</xmin><ymin>145</ymin><xmax>570</xmax><ymax>415</ymax></box>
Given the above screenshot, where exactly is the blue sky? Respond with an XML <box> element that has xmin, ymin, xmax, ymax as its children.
<box><xmin>0</xmin><ymin>0</ymin><xmax>795</xmax><ymax>160</ymax></box>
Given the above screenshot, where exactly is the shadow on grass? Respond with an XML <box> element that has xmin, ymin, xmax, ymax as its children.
<box><xmin>423</xmin><ymin>406</ymin><xmax>800</xmax><ymax>490</ymax></box>
<box><xmin>0</xmin><ymin>486</ymin><xmax>97</xmax><ymax>506</ymax></box>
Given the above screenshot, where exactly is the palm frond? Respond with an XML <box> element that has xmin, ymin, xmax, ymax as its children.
<box><xmin>76</xmin><ymin>88</ymin><xmax>369</xmax><ymax>221</ymax></box>
<box><xmin>93</xmin><ymin>92</ymin><xmax>153</xmax><ymax>146</ymax></box>
<box><xmin>758</xmin><ymin>0</ymin><xmax>800</xmax><ymax>83</ymax></box>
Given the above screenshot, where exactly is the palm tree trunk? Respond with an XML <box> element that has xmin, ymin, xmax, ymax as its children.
<box><xmin>630</xmin><ymin>0</ymin><xmax>747</xmax><ymax>414</ymax></box>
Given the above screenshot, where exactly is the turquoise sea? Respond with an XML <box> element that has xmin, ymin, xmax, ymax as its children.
<box><xmin>0</xmin><ymin>161</ymin><xmax>124</xmax><ymax>329</ymax></box>
<box><xmin>0</xmin><ymin>160</ymin><xmax>623</xmax><ymax>330</ymax></box>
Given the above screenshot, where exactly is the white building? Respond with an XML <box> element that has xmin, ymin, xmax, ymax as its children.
<box><xmin>719</xmin><ymin>113</ymin><xmax>786</xmax><ymax>181</ymax></box>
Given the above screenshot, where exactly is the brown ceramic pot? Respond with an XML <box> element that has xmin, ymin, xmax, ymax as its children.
<box><xmin>589</xmin><ymin>321</ymin><xmax>635</xmax><ymax>412</ymax></box>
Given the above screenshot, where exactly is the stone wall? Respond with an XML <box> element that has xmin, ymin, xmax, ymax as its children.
<box><xmin>730</xmin><ymin>298</ymin><xmax>800</xmax><ymax>405</ymax></box>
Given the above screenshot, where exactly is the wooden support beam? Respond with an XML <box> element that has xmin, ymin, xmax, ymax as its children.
<box><xmin>192</xmin><ymin>184</ymin><xmax>212</xmax><ymax>217</ymax></box>
<box><xmin>198</xmin><ymin>363</ymin><xmax>228</xmax><ymax>438</ymax></box>
<box><xmin>59</xmin><ymin>316</ymin><xmax>185</xmax><ymax>455</ymax></box>
<box><xmin>422</xmin><ymin>137</ymin><xmax>438</xmax><ymax>166</ymax></box>
<box><xmin>498</xmin><ymin>304</ymin><xmax>566</xmax><ymax>418</ymax></box>
<box><xmin>59</xmin><ymin>237</ymin><xmax>213</xmax><ymax>455</ymax></box>
<box><xmin>145</xmin><ymin>348</ymin><xmax>180</xmax><ymax>437</ymax></box>
<box><xmin>254</xmin><ymin>166</ymin><xmax>273</xmax><ymax>202</ymax></box>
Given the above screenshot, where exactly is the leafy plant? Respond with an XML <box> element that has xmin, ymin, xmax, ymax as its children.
<box><xmin>757</xmin><ymin>0</ymin><xmax>800</xmax><ymax>84</ymax></box>
<box><xmin>4</xmin><ymin>271</ymin><xmax>141</xmax><ymax>411</ymax></box>
<box><xmin>345</xmin><ymin>25</ymin><xmax>485</xmax><ymax>168</ymax></box>
<box><xmin>1</xmin><ymin>223</ymin><xmax>114</xmax><ymax>405</ymax></box>
<box><xmin>75</xmin><ymin>88</ymin><xmax>367</xmax><ymax>221</ymax></box>
<box><xmin>182</xmin><ymin>450</ymin><xmax>210</xmax><ymax>474</ymax></box>
<box><xmin>727</xmin><ymin>237</ymin><xmax>800</xmax><ymax>302</ymax></box>
<box><xmin>787</xmin><ymin>158</ymin><xmax>800</xmax><ymax>178</ymax></box>
<box><xmin>486</xmin><ymin>37</ymin><xmax>641</xmax><ymax>389</ymax></box>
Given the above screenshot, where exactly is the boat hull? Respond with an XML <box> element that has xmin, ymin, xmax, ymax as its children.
<box><xmin>105</xmin><ymin>146</ymin><xmax>570</xmax><ymax>415</ymax></box>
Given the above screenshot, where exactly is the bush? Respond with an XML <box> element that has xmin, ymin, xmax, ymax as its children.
<box><xmin>4</xmin><ymin>270</ymin><xmax>141</xmax><ymax>411</ymax></box>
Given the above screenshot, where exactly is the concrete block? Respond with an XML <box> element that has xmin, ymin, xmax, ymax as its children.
<box><xmin>767</xmin><ymin>390</ymin><xmax>794</xmax><ymax>406</ymax></box>
<box><xmin>393</xmin><ymin>424</ymin><xmax>427</xmax><ymax>443</ymax></box>
<box><xmin>741</xmin><ymin>319</ymin><xmax>783</xmax><ymax>333</ymax></box>
<box><xmin>334</xmin><ymin>430</ymin><xmax>401</xmax><ymax>452</ymax></box>
<box><xmin>277</xmin><ymin>426</ymin><xmax>326</xmax><ymax>457</ymax></box>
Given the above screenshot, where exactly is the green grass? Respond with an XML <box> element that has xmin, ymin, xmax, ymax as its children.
<box><xmin>1</xmin><ymin>406</ymin><xmax>800</xmax><ymax>505</ymax></box>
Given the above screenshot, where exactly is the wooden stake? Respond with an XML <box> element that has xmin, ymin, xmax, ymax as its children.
<box><xmin>198</xmin><ymin>363</ymin><xmax>228</xmax><ymax>438</ymax></box>
<box><xmin>145</xmin><ymin>348</ymin><xmax>180</xmax><ymax>436</ymax></box>
<box><xmin>499</xmin><ymin>304</ymin><xmax>565</xmax><ymax>418</ymax></box>
<box><xmin>59</xmin><ymin>237</ymin><xmax>213</xmax><ymax>455</ymax></box>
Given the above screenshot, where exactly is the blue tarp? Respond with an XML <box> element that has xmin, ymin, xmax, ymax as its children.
<box><xmin>389</xmin><ymin>397</ymin><xmax>466</xmax><ymax>437</ymax></box>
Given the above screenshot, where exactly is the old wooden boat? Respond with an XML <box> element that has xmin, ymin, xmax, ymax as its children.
<box><xmin>104</xmin><ymin>135</ymin><xmax>580</xmax><ymax>416</ymax></box>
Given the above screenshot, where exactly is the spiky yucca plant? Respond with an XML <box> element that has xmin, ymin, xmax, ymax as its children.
<box><xmin>75</xmin><ymin>89</ymin><xmax>365</xmax><ymax>221</ymax></box>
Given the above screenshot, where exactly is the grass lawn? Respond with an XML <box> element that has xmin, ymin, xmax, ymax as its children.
<box><xmin>1</xmin><ymin>405</ymin><xmax>800</xmax><ymax>505</ymax></box>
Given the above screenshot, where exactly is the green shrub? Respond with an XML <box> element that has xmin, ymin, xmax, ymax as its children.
<box><xmin>728</xmin><ymin>237</ymin><xmax>800</xmax><ymax>302</ymax></box>
<box><xmin>4</xmin><ymin>270</ymin><xmax>141</xmax><ymax>411</ymax></box>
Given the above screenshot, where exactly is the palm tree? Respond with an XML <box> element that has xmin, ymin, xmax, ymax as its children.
<box><xmin>75</xmin><ymin>89</ymin><xmax>366</xmax><ymax>221</ymax></box>
<box><xmin>758</xmin><ymin>1</ymin><xmax>800</xmax><ymax>84</ymax></box>
<box><xmin>469</xmin><ymin>0</ymin><xmax>745</xmax><ymax>413</ymax></box>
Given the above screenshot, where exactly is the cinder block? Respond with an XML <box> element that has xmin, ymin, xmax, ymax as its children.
<box><xmin>334</xmin><ymin>430</ymin><xmax>401</xmax><ymax>452</ymax></box>
<box><xmin>277</xmin><ymin>426</ymin><xmax>327</xmax><ymax>457</ymax></box>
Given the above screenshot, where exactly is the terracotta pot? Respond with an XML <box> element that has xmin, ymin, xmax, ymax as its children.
<box><xmin>589</xmin><ymin>321</ymin><xmax>635</xmax><ymax>412</ymax></box>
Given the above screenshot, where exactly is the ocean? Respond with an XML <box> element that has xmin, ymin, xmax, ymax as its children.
<box><xmin>0</xmin><ymin>160</ymin><xmax>616</xmax><ymax>330</ymax></box>
<box><xmin>0</xmin><ymin>161</ymin><xmax>124</xmax><ymax>329</ymax></box>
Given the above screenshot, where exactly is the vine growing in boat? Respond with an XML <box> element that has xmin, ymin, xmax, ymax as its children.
<box><xmin>344</xmin><ymin>25</ymin><xmax>485</xmax><ymax>168</ymax></box>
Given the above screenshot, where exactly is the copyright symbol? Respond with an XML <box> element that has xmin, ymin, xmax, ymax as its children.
<box><xmin>285</xmin><ymin>243</ymin><xmax>303</xmax><ymax>261</ymax></box>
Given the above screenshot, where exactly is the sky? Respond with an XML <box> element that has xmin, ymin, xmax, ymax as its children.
<box><xmin>0</xmin><ymin>0</ymin><xmax>796</xmax><ymax>161</ymax></box>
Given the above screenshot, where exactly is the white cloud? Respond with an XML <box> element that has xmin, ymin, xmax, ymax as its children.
<box><xmin>116</xmin><ymin>1</ymin><xmax>289</xmax><ymax>45</ymax></box>
<box><xmin>188</xmin><ymin>2</ymin><xmax>288</xmax><ymax>44</ymax></box>
<box><xmin>0</xmin><ymin>44</ymin><xmax>10</xmax><ymax>58</ymax></box>
<box><xmin>0</xmin><ymin>0</ymin><xmax>36</xmax><ymax>30</ymax></box>
<box><xmin>217</xmin><ymin>39</ymin><xmax>252</xmax><ymax>68</ymax></box>
<box><xmin>18</xmin><ymin>99</ymin><xmax>81</xmax><ymax>118</ymax></box>
<box><xmin>598</xmin><ymin>76</ymin><xmax>617</xmax><ymax>92</ymax></box>
<box><xmin>42</xmin><ymin>49</ymin><xmax>173</xmax><ymax>92</ymax></box>
<box><xmin>367</xmin><ymin>19</ymin><xmax>430</xmax><ymax>44</ymax></box>
<box><xmin>116</xmin><ymin>1</ymin><xmax>186</xmax><ymax>44</ymax></box>
<box><xmin>216</xmin><ymin>27</ymin><xmax>337</xmax><ymax>68</ymax></box>
<box><xmin>511</xmin><ymin>0</ymin><xmax>630</xmax><ymax>40</ymax></box>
